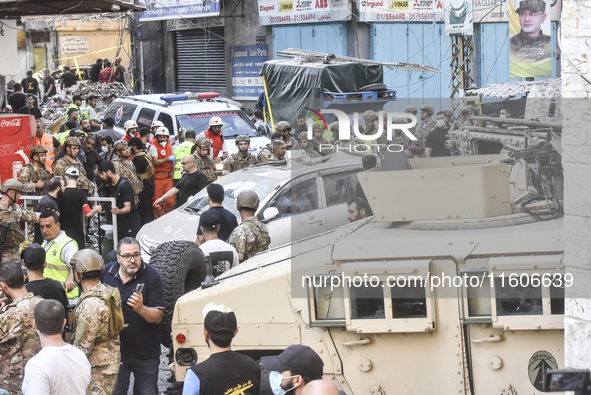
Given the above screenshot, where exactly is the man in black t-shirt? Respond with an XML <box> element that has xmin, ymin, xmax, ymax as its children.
<box><xmin>196</xmin><ymin>183</ymin><xmax>238</xmax><ymax>245</ymax></box>
<box><xmin>129</xmin><ymin>138</ymin><xmax>155</xmax><ymax>226</ymax></box>
<box><xmin>183</xmin><ymin>303</ymin><xmax>260</xmax><ymax>395</ymax></box>
<box><xmin>22</xmin><ymin>243</ymin><xmax>68</xmax><ymax>313</ymax></box>
<box><xmin>59</xmin><ymin>66</ymin><xmax>79</xmax><ymax>89</ymax></box>
<box><xmin>98</xmin><ymin>161</ymin><xmax>141</xmax><ymax>240</ymax></box>
<box><xmin>20</xmin><ymin>70</ymin><xmax>41</xmax><ymax>97</ymax></box>
<box><xmin>153</xmin><ymin>154</ymin><xmax>207</xmax><ymax>208</ymax></box>
<box><xmin>42</xmin><ymin>69</ymin><xmax>56</xmax><ymax>102</ymax></box>
<box><xmin>81</xmin><ymin>134</ymin><xmax>102</xmax><ymax>183</ymax></box>
<box><xmin>59</xmin><ymin>168</ymin><xmax>102</xmax><ymax>249</ymax></box>
<box><xmin>425</xmin><ymin>110</ymin><xmax>452</xmax><ymax>158</ymax></box>
<box><xmin>8</xmin><ymin>83</ymin><xmax>26</xmax><ymax>112</ymax></box>
<box><xmin>89</xmin><ymin>59</ymin><xmax>103</xmax><ymax>83</ymax></box>
<box><xmin>34</xmin><ymin>176</ymin><xmax>64</xmax><ymax>244</ymax></box>
<box><xmin>19</xmin><ymin>94</ymin><xmax>43</xmax><ymax>120</ymax></box>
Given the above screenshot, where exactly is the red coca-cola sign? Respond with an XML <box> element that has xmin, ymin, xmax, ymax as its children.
<box><xmin>0</xmin><ymin>114</ymin><xmax>36</xmax><ymax>185</ymax></box>
<box><xmin>0</xmin><ymin>117</ymin><xmax>23</xmax><ymax>135</ymax></box>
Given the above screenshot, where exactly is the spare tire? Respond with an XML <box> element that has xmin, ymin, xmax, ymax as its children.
<box><xmin>150</xmin><ymin>240</ymin><xmax>206</xmax><ymax>347</ymax></box>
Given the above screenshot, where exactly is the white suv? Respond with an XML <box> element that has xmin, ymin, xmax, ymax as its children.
<box><xmin>102</xmin><ymin>93</ymin><xmax>269</xmax><ymax>156</ymax></box>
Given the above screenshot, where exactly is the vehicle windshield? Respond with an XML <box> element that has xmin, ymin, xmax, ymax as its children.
<box><xmin>177</xmin><ymin>110</ymin><xmax>262</xmax><ymax>138</ymax></box>
<box><xmin>184</xmin><ymin>176</ymin><xmax>279</xmax><ymax>217</ymax></box>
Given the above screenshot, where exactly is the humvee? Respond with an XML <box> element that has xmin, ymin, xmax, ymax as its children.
<box><xmin>168</xmin><ymin>144</ymin><xmax>566</xmax><ymax>394</ymax></box>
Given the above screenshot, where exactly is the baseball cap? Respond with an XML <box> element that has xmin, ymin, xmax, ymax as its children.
<box><xmin>65</xmin><ymin>167</ymin><xmax>80</xmax><ymax>177</ymax></box>
<box><xmin>260</xmin><ymin>345</ymin><xmax>324</xmax><ymax>380</ymax></box>
<box><xmin>203</xmin><ymin>303</ymin><xmax>237</xmax><ymax>335</ymax></box>
<box><xmin>21</xmin><ymin>243</ymin><xmax>46</xmax><ymax>267</ymax></box>
<box><xmin>200</xmin><ymin>211</ymin><xmax>220</xmax><ymax>231</ymax></box>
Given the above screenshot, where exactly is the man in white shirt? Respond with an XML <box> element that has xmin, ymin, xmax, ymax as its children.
<box><xmin>22</xmin><ymin>299</ymin><xmax>91</xmax><ymax>395</ymax></box>
<box><xmin>198</xmin><ymin>211</ymin><xmax>239</xmax><ymax>276</ymax></box>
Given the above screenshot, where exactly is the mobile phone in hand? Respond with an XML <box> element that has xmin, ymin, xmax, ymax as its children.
<box><xmin>135</xmin><ymin>283</ymin><xmax>145</xmax><ymax>294</ymax></box>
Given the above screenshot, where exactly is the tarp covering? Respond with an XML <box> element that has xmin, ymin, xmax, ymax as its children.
<box><xmin>260</xmin><ymin>60</ymin><xmax>383</xmax><ymax>124</ymax></box>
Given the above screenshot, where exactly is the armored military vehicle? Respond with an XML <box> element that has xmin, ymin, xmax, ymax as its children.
<box><xmin>168</xmin><ymin>142</ymin><xmax>566</xmax><ymax>394</ymax></box>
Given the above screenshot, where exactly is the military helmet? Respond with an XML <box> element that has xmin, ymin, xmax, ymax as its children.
<box><xmin>209</xmin><ymin>117</ymin><xmax>223</xmax><ymax>127</ymax></box>
<box><xmin>276</xmin><ymin>121</ymin><xmax>291</xmax><ymax>132</ymax></box>
<box><xmin>419</xmin><ymin>104</ymin><xmax>434</xmax><ymax>116</ymax></box>
<box><xmin>362</xmin><ymin>110</ymin><xmax>377</xmax><ymax>121</ymax></box>
<box><xmin>70</xmin><ymin>249</ymin><xmax>105</xmax><ymax>274</ymax></box>
<box><xmin>1</xmin><ymin>179</ymin><xmax>23</xmax><ymax>194</ymax></box>
<box><xmin>124</xmin><ymin>120</ymin><xmax>138</xmax><ymax>131</ymax></box>
<box><xmin>236</xmin><ymin>190</ymin><xmax>259</xmax><ymax>211</ymax></box>
<box><xmin>461</xmin><ymin>104</ymin><xmax>476</xmax><ymax>113</ymax></box>
<box><xmin>235</xmin><ymin>134</ymin><xmax>250</xmax><ymax>145</ymax></box>
<box><xmin>155</xmin><ymin>126</ymin><xmax>169</xmax><ymax>136</ymax></box>
<box><xmin>64</xmin><ymin>137</ymin><xmax>81</xmax><ymax>146</ymax></box>
<box><xmin>30</xmin><ymin>145</ymin><xmax>48</xmax><ymax>156</ymax></box>
<box><xmin>113</xmin><ymin>140</ymin><xmax>128</xmax><ymax>152</ymax></box>
<box><xmin>298</xmin><ymin>132</ymin><xmax>309</xmax><ymax>140</ymax></box>
<box><xmin>404</xmin><ymin>105</ymin><xmax>418</xmax><ymax>114</ymax></box>
<box><xmin>196</xmin><ymin>138</ymin><xmax>211</xmax><ymax>148</ymax></box>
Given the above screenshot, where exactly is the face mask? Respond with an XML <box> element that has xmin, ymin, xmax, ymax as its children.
<box><xmin>160</xmin><ymin>141</ymin><xmax>167</xmax><ymax>148</ymax></box>
<box><xmin>436</xmin><ymin>119</ymin><xmax>446</xmax><ymax>127</ymax></box>
<box><xmin>101</xmin><ymin>146</ymin><xmax>109</xmax><ymax>153</ymax></box>
<box><xmin>269</xmin><ymin>371</ymin><xmax>296</xmax><ymax>395</ymax></box>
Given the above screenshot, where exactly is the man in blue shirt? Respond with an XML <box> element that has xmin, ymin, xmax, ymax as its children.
<box><xmin>101</xmin><ymin>237</ymin><xmax>165</xmax><ymax>395</ymax></box>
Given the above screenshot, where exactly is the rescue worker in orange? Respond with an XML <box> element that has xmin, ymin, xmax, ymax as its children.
<box><xmin>149</xmin><ymin>127</ymin><xmax>176</xmax><ymax>218</ymax></box>
<box><xmin>32</xmin><ymin>120</ymin><xmax>58</xmax><ymax>169</ymax></box>
<box><xmin>197</xmin><ymin>117</ymin><xmax>228</xmax><ymax>164</ymax></box>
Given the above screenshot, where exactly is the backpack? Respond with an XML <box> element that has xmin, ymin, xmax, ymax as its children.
<box><xmin>76</xmin><ymin>285</ymin><xmax>126</xmax><ymax>341</ymax></box>
<box><xmin>137</xmin><ymin>151</ymin><xmax>155</xmax><ymax>180</ymax></box>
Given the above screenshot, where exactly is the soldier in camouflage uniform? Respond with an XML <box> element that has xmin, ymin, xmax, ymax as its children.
<box><xmin>0</xmin><ymin>261</ymin><xmax>43</xmax><ymax>393</ymax></box>
<box><xmin>18</xmin><ymin>145</ymin><xmax>52</xmax><ymax>196</ymax></box>
<box><xmin>223</xmin><ymin>135</ymin><xmax>258</xmax><ymax>175</ymax></box>
<box><xmin>257</xmin><ymin>132</ymin><xmax>283</xmax><ymax>164</ymax></box>
<box><xmin>112</xmin><ymin>140</ymin><xmax>143</xmax><ymax>204</ymax></box>
<box><xmin>52</xmin><ymin>137</ymin><xmax>94</xmax><ymax>195</ymax></box>
<box><xmin>276</xmin><ymin>121</ymin><xmax>300</xmax><ymax>151</ymax></box>
<box><xmin>194</xmin><ymin>138</ymin><xmax>217</xmax><ymax>183</ymax></box>
<box><xmin>0</xmin><ymin>180</ymin><xmax>40</xmax><ymax>263</ymax></box>
<box><xmin>228</xmin><ymin>190</ymin><xmax>270</xmax><ymax>263</ymax></box>
<box><xmin>361</xmin><ymin>110</ymin><xmax>388</xmax><ymax>151</ymax></box>
<box><xmin>403</xmin><ymin>105</ymin><xmax>419</xmax><ymax>141</ymax></box>
<box><xmin>415</xmin><ymin>104</ymin><xmax>436</xmax><ymax>153</ymax></box>
<box><xmin>267</xmin><ymin>140</ymin><xmax>287</xmax><ymax>163</ymax></box>
<box><xmin>298</xmin><ymin>132</ymin><xmax>322</xmax><ymax>158</ymax></box>
<box><xmin>71</xmin><ymin>249</ymin><xmax>121</xmax><ymax>395</ymax></box>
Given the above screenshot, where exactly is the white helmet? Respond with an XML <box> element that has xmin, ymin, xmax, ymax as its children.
<box><xmin>151</xmin><ymin>120</ymin><xmax>164</xmax><ymax>129</ymax></box>
<box><xmin>124</xmin><ymin>120</ymin><xmax>138</xmax><ymax>131</ymax></box>
<box><xmin>209</xmin><ymin>117</ymin><xmax>223</xmax><ymax>127</ymax></box>
<box><xmin>155</xmin><ymin>126</ymin><xmax>169</xmax><ymax>136</ymax></box>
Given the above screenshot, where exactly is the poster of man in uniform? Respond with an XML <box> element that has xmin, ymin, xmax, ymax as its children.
<box><xmin>444</xmin><ymin>0</ymin><xmax>473</xmax><ymax>36</ymax></box>
<box><xmin>509</xmin><ymin>0</ymin><xmax>552</xmax><ymax>78</ymax></box>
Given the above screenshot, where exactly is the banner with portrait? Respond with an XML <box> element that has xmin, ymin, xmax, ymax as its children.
<box><xmin>509</xmin><ymin>0</ymin><xmax>552</xmax><ymax>77</ymax></box>
<box><xmin>444</xmin><ymin>0</ymin><xmax>473</xmax><ymax>35</ymax></box>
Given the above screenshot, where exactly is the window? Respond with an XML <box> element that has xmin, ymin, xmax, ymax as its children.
<box><xmin>307</xmin><ymin>274</ymin><xmax>346</xmax><ymax>327</ymax></box>
<box><xmin>137</xmin><ymin>108</ymin><xmax>156</xmax><ymax>130</ymax></box>
<box><xmin>158</xmin><ymin>113</ymin><xmax>175</xmax><ymax>135</ymax></box>
<box><xmin>269</xmin><ymin>178</ymin><xmax>318</xmax><ymax>217</ymax></box>
<box><xmin>322</xmin><ymin>171</ymin><xmax>360</xmax><ymax>206</ymax></box>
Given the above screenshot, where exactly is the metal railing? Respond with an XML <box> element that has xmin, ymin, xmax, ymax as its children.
<box><xmin>21</xmin><ymin>195</ymin><xmax>119</xmax><ymax>248</ymax></box>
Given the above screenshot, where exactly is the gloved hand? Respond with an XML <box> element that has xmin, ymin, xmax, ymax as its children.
<box><xmin>169</xmin><ymin>155</ymin><xmax>176</xmax><ymax>162</ymax></box>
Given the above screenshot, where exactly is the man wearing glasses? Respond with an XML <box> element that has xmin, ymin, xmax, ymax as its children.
<box><xmin>510</xmin><ymin>0</ymin><xmax>551</xmax><ymax>77</ymax></box>
<box><xmin>102</xmin><ymin>237</ymin><xmax>165</xmax><ymax>395</ymax></box>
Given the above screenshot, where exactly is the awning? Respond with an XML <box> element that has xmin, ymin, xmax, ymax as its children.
<box><xmin>0</xmin><ymin>0</ymin><xmax>145</xmax><ymax>18</ymax></box>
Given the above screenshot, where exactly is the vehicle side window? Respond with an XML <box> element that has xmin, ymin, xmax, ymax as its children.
<box><xmin>270</xmin><ymin>179</ymin><xmax>318</xmax><ymax>217</ymax></box>
<box><xmin>137</xmin><ymin>108</ymin><xmax>156</xmax><ymax>130</ymax></box>
<box><xmin>322</xmin><ymin>172</ymin><xmax>360</xmax><ymax>206</ymax></box>
<box><xmin>158</xmin><ymin>113</ymin><xmax>175</xmax><ymax>135</ymax></box>
<box><xmin>103</xmin><ymin>102</ymin><xmax>137</xmax><ymax>128</ymax></box>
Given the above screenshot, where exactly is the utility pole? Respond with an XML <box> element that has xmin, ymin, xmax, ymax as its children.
<box><xmin>450</xmin><ymin>35</ymin><xmax>475</xmax><ymax>114</ymax></box>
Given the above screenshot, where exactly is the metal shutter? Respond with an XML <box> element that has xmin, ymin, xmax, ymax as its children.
<box><xmin>175</xmin><ymin>27</ymin><xmax>227</xmax><ymax>96</ymax></box>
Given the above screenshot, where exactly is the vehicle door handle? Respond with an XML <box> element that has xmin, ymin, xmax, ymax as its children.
<box><xmin>471</xmin><ymin>333</ymin><xmax>503</xmax><ymax>343</ymax></box>
<box><xmin>343</xmin><ymin>338</ymin><xmax>371</xmax><ymax>347</ymax></box>
<box><xmin>307</xmin><ymin>218</ymin><xmax>323</xmax><ymax>226</ymax></box>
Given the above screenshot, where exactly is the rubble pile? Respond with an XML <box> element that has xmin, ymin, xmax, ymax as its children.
<box><xmin>41</xmin><ymin>81</ymin><xmax>132</xmax><ymax>127</ymax></box>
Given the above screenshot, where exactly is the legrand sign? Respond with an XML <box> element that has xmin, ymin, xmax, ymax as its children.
<box><xmin>257</xmin><ymin>0</ymin><xmax>352</xmax><ymax>25</ymax></box>
<box><xmin>358</xmin><ymin>0</ymin><xmax>445</xmax><ymax>22</ymax></box>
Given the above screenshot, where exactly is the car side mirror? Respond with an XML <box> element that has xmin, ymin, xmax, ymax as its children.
<box><xmin>262</xmin><ymin>207</ymin><xmax>280</xmax><ymax>222</ymax></box>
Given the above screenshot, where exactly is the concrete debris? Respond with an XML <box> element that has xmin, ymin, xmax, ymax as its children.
<box><xmin>41</xmin><ymin>81</ymin><xmax>132</xmax><ymax>127</ymax></box>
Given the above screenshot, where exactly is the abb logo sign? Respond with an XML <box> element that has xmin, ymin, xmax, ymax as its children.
<box><xmin>315</xmin><ymin>0</ymin><xmax>328</xmax><ymax>8</ymax></box>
